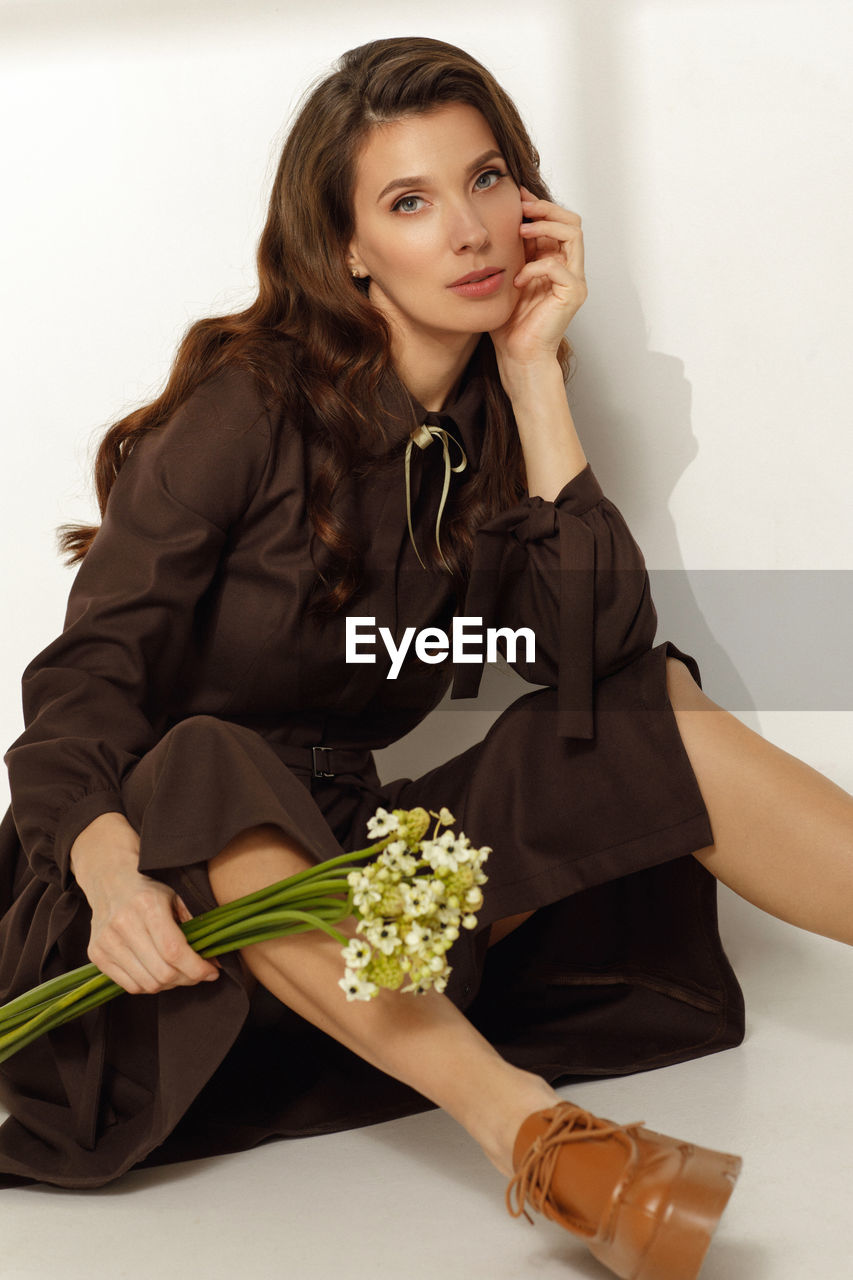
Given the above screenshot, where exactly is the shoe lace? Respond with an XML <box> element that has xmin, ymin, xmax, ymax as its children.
<box><xmin>506</xmin><ymin>1101</ymin><xmax>645</xmax><ymax>1227</ymax></box>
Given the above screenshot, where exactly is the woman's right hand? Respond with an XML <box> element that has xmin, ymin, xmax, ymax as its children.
<box><xmin>69</xmin><ymin>811</ymin><xmax>220</xmax><ymax>994</ymax></box>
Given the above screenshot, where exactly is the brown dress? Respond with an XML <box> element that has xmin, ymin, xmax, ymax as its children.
<box><xmin>0</xmin><ymin>340</ymin><xmax>744</xmax><ymax>1188</ymax></box>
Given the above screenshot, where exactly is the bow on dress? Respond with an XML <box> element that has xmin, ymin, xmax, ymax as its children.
<box><xmin>448</xmin><ymin>498</ymin><xmax>596</xmax><ymax>741</ymax></box>
<box><xmin>404</xmin><ymin>422</ymin><xmax>468</xmax><ymax>572</ymax></box>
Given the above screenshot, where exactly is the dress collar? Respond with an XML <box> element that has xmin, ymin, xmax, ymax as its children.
<box><xmin>372</xmin><ymin>336</ymin><xmax>488</xmax><ymax>471</ymax></box>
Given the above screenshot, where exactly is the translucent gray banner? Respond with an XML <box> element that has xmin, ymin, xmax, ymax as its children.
<box><xmin>298</xmin><ymin>567</ymin><xmax>853</xmax><ymax>715</ymax></box>
<box><xmin>647</xmin><ymin>569</ymin><xmax>853</xmax><ymax>713</ymax></box>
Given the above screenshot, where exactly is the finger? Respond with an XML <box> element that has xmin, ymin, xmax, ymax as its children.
<box><xmin>147</xmin><ymin>900</ymin><xmax>220</xmax><ymax>986</ymax></box>
<box><xmin>173</xmin><ymin>894</ymin><xmax>222</xmax><ymax>971</ymax></box>
<box><xmin>92</xmin><ymin>956</ymin><xmax>149</xmax><ymax>997</ymax></box>
<box><xmin>520</xmin><ymin>191</ymin><xmax>582</xmax><ymax>225</ymax></box>
<box><xmin>520</xmin><ymin>220</ymin><xmax>584</xmax><ymax>277</ymax></box>
<box><xmin>174</xmin><ymin>896</ymin><xmax>193</xmax><ymax>925</ymax></box>
<box><xmin>519</xmin><ymin>219</ymin><xmax>581</xmax><ymax>245</ymax></box>
<box><xmin>114</xmin><ymin>902</ymin><xmax>192</xmax><ymax>989</ymax></box>
<box><xmin>91</xmin><ymin>932</ymin><xmax>177</xmax><ymax>994</ymax></box>
<box><xmin>514</xmin><ymin>256</ymin><xmax>580</xmax><ymax>291</ymax></box>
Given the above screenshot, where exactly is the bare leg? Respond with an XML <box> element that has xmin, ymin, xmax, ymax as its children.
<box><xmin>666</xmin><ymin>656</ymin><xmax>853</xmax><ymax>944</ymax></box>
<box><xmin>208</xmin><ymin>826</ymin><xmax>559</xmax><ymax>1177</ymax></box>
<box><xmin>489</xmin><ymin>909</ymin><xmax>535</xmax><ymax>946</ymax></box>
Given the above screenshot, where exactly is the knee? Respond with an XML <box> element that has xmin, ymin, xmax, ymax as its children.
<box><xmin>665</xmin><ymin>656</ymin><xmax>714</xmax><ymax>711</ymax></box>
<box><xmin>161</xmin><ymin>713</ymin><xmax>226</xmax><ymax>746</ymax></box>
<box><xmin>665</xmin><ymin>655</ymin><xmax>694</xmax><ymax>684</ymax></box>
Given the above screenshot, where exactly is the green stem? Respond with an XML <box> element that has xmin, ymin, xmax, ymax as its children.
<box><xmin>184</xmin><ymin>895</ymin><xmax>349</xmax><ymax>947</ymax></box>
<box><xmin>0</xmin><ymin>836</ymin><xmax>395</xmax><ymax>1064</ymax></box>
<box><xmin>0</xmin><ymin>972</ymin><xmax>117</xmax><ymax>1062</ymax></box>
<box><xmin>181</xmin><ymin>879</ymin><xmax>352</xmax><ymax>944</ymax></box>
<box><xmin>181</xmin><ymin>844</ymin><xmax>383</xmax><ymax>932</ymax></box>
<box><xmin>0</xmin><ymin>909</ymin><xmax>353</xmax><ymax>1065</ymax></box>
<box><xmin>191</xmin><ymin>907</ymin><xmax>351</xmax><ymax>952</ymax></box>
<box><xmin>0</xmin><ymin>961</ymin><xmax>102</xmax><ymax>1030</ymax></box>
<box><xmin>0</xmin><ymin>980</ymin><xmax>122</xmax><ymax>1066</ymax></box>
<box><xmin>198</xmin><ymin>918</ymin><xmax>351</xmax><ymax>957</ymax></box>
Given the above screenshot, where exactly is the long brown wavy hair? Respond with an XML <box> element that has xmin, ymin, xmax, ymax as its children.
<box><xmin>57</xmin><ymin>36</ymin><xmax>572</xmax><ymax>619</ymax></box>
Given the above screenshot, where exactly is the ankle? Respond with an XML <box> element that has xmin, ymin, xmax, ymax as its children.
<box><xmin>466</xmin><ymin>1068</ymin><xmax>561</xmax><ymax>1178</ymax></box>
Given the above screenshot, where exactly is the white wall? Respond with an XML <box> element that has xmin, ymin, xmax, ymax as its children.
<box><xmin>2</xmin><ymin>0</ymin><xmax>852</xmax><ymax>812</ymax></box>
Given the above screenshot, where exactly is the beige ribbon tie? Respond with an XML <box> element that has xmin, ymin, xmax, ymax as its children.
<box><xmin>404</xmin><ymin>423</ymin><xmax>468</xmax><ymax>571</ymax></box>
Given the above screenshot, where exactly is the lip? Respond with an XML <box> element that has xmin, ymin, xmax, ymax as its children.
<box><xmin>448</xmin><ymin>267</ymin><xmax>503</xmax><ymax>287</ymax></box>
<box><xmin>447</xmin><ymin>268</ymin><xmax>505</xmax><ymax>298</ymax></box>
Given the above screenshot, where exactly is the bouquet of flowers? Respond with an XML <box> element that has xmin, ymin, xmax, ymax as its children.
<box><xmin>0</xmin><ymin>805</ymin><xmax>490</xmax><ymax>1064</ymax></box>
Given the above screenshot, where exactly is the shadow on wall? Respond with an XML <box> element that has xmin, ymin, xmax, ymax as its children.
<box><xmin>560</xmin><ymin>2</ymin><xmax>768</xmax><ymax>730</ymax></box>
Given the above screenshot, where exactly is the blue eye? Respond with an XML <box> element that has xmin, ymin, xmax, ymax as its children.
<box><xmin>391</xmin><ymin>194</ymin><xmax>425</xmax><ymax>214</ymax></box>
<box><xmin>474</xmin><ymin>168</ymin><xmax>507</xmax><ymax>190</ymax></box>
<box><xmin>390</xmin><ymin>168</ymin><xmax>508</xmax><ymax>215</ymax></box>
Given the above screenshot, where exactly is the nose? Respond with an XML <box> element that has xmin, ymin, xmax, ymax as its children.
<box><xmin>448</xmin><ymin>199</ymin><xmax>489</xmax><ymax>254</ymax></box>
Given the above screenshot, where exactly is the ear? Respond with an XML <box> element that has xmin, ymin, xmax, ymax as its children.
<box><xmin>347</xmin><ymin>230</ymin><xmax>369</xmax><ymax>273</ymax></box>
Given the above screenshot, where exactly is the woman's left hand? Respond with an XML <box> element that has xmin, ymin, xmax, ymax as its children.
<box><xmin>489</xmin><ymin>185</ymin><xmax>587</xmax><ymax>375</ymax></box>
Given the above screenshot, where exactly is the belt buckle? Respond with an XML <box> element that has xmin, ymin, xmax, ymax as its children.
<box><xmin>312</xmin><ymin>745</ymin><xmax>335</xmax><ymax>778</ymax></box>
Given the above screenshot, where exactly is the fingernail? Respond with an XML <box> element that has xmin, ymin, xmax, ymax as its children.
<box><xmin>206</xmin><ymin>972</ymin><xmax>219</xmax><ymax>982</ymax></box>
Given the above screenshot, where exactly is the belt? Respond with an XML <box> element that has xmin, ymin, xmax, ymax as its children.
<box><xmin>268</xmin><ymin>741</ymin><xmax>377</xmax><ymax>780</ymax></box>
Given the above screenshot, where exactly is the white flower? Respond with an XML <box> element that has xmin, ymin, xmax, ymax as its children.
<box><xmin>404</xmin><ymin>882</ymin><xmax>437</xmax><ymax>916</ymax></box>
<box><xmin>461</xmin><ymin>913</ymin><xmax>479</xmax><ymax>929</ymax></box>
<box><xmin>351</xmin><ymin>880</ymin><xmax>383</xmax><ymax>911</ymax></box>
<box><xmin>366</xmin><ymin>807</ymin><xmax>401</xmax><ymax>839</ymax></box>
<box><xmin>403</xmin><ymin>920</ymin><xmax>429</xmax><ymax>951</ymax></box>
<box><xmin>382</xmin><ymin>839</ymin><xmax>408</xmax><ymax>857</ymax></box>
<box><xmin>420</xmin><ymin>843</ymin><xmax>456</xmax><ymax>874</ymax></box>
<box><xmin>340</xmin><ymin>938</ymin><xmax>372</xmax><ymax>969</ymax></box>
<box><xmin>379</xmin><ymin>844</ymin><xmax>419</xmax><ymax>877</ymax></box>
<box><xmin>465</xmin><ymin>887</ymin><xmax>484</xmax><ymax>910</ymax></box>
<box><xmin>361</xmin><ymin>920</ymin><xmax>400</xmax><ymax>955</ymax></box>
<box><xmin>338</xmin><ymin>968</ymin><xmax>379</xmax><ymax>1001</ymax></box>
<box><xmin>401</xmin><ymin>978</ymin><xmax>432</xmax><ymax>995</ymax></box>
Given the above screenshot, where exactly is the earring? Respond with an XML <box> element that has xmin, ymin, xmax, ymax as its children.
<box><xmin>351</xmin><ymin>269</ymin><xmax>360</xmax><ymax>278</ymax></box>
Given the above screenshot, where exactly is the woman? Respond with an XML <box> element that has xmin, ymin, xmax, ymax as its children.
<box><xmin>1</xmin><ymin>33</ymin><xmax>851</xmax><ymax>1280</ymax></box>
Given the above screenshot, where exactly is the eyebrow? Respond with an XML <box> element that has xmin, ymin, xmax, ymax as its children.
<box><xmin>375</xmin><ymin>148</ymin><xmax>505</xmax><ymax>204</ymax></box>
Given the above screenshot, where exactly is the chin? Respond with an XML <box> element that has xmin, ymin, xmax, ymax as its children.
<box><xmin>446</xmin><ymin>290</ymin><xmax>517</xmax><ymax>320</ymax></box>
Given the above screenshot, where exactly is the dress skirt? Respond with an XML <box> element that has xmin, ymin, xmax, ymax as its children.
<box><xmin>0</xmin><ymin>640</ymin><xmax>745</xmax><ymax>1188</ymax></box>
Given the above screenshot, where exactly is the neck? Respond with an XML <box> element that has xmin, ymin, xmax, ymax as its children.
<box><xmin>394</xmin><ymin>333</ymin><xmax>481</xmax><ymax>412</ymax></box>
<box><xmin>369</xmin><ymin>282</ymin><xmax>481</xmax><ymax>412</ymax></box>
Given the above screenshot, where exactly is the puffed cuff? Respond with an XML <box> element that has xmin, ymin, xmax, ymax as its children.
<box><xmin>49</xmin><ymin>789</ymin><xmax>129</xmax><ymax>892</ymax></box>
<box><xmin>450</xmin><ymin>463</ymin><xmax>601</xmax><ymax>739</ymax></box>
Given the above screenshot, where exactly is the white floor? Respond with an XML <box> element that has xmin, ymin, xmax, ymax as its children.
<box><xmin>0</xmin><ymin>887</ymin><xmax>851</xmax><ymax>1280</ymax></box>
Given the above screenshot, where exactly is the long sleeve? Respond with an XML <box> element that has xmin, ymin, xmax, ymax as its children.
<box><xmin>4</xmin><ymin>369</ymin><xmax>272</xmax><ymax>890</ymax></box>
<box><xmin>450</xmin><ymin>463</ymin><xmax>658</xmax><ymax>739</ymax></box>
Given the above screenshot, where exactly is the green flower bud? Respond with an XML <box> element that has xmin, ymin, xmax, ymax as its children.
<box><xmin>393</xmin><ymin>807</ymin><xmax>431</xmax><ymax>850</ymax></box>
<box><xmin>366</xmin><ymin>953</ymin><xmax>406</xmax><ymax>990</ymax></box>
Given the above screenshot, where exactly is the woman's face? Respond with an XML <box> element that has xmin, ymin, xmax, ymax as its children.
<box><xmin>347</xmin><ymin>102</ymin><xmax>527</xmax><ymax>351</ymax></box>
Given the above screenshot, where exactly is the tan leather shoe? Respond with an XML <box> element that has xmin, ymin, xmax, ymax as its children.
<box><xmin>506</xmin><ymin>1100</ymin><xmax>741</xmax><ymax>1280</ymax></box>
